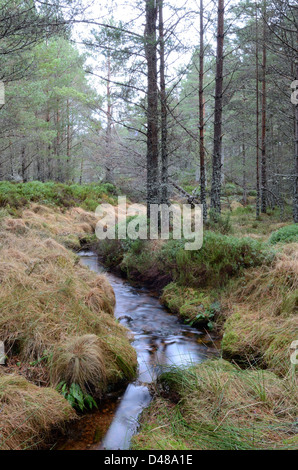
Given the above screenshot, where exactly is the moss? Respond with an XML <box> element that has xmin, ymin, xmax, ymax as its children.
<box><xmin>221</xmin><ymin>314</ymin><xmax>242</xmax><ymax>353</ymax></box>
<box><xmin>161</xmin><ymin>283</ymin><xmax>219</xmax><ymax>328</ymax></box>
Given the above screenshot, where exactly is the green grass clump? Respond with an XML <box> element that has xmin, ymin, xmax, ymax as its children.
<box><xmin>0</xmin><ymin>181</ymin><xmax>118</xmax><ymax>211</ymax></box>
<box><xmin>132</xmin><ymin>360</ymin><xmax>298</xmax><ymax>450</ymax></box>
<box><xmin>269</xmin><ymin>224</ymin><xmax>298</xmax><ymax>244</ymax></box>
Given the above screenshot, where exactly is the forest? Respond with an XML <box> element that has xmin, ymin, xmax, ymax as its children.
<box><xmin>0</xmin><ymin>0</ymin><xmax>297</xmax><ymax>454</ymax></box>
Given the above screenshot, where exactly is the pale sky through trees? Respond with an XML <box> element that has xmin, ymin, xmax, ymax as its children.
<box><xmin>71</xmin><ymin>0</ymin><xmax>225</xmax><ymax>119</ymax></box>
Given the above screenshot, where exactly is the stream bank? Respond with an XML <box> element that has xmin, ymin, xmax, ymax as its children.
<box><xmin>58</xmin><ymin>250</ymin><xmax>218</xmax><ymax>450</ymax></box>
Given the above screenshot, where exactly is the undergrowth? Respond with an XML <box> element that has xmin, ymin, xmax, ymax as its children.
<box><xmin>0</xmin><ymin>181</ymin><xmax>118</xmax><ymax>212</ymax></box>
<box><xmin>132</xmin><ymin>360</ymin><xmax>298</xmax><ymax>450</ymax></box>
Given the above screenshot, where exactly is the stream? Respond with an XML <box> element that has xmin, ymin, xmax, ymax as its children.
<box><xmin>59</xmin><ymin>250</ymin><xmax>217</xmax><ymax>451</ymax></box>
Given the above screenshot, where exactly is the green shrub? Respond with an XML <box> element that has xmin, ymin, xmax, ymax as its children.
<box><xmin>206</xmin><ymin>211</ymin><xmax>233</xmax><ymax>234</ymax></box>
<box><xmin>0</xmin><ymin>181</ymin><xmax>118</xmax><ymax>210</ymax></box>
<box><xmin>100</xmin><ymin>232</ymin><xmax>274</xmax><ymax>290</ymax></box>
<box><xmin>223</xmin><ymin>183</ymin><xmax>242</xmax><ymax>196</ymax></box>
<box><xmin>269</xmin><ymin>224</ymin><xmax>298</xmax><ymax>244</ymax></box>
<box><xmin>159</xmin><ymin>232</ymin><xmax>274</xmax><ymax>288</ymax></box>
<box><xmin>232</xmin><ymin>205</ymin><xmax>254</xmax><ymax>216</ymax></box>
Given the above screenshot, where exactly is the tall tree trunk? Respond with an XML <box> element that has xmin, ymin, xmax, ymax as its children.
<box><xmin>145</xmin><ymin>0</ymin><xmax>159</xmax><ymax>217</ymax></box>
<box><xmin>79</xmin><ymin>158</ymin><xmax>84</xmax><ymax>185</ymax></box>
<box><xmin>210</xmin><ymin>0</ymin><xmax>225</xmax><ymax>218</ymax></box>
<box><xmin>242</xmin><ymin>128</ymin><xmax>247</xmax><ymax>205</ymax></box>
<box><xmin>261</xmin><ymin>0</ymin><xmax>267</xmax><ymax>213</ymax></box>
<box><xmin>46</xmin><ymin>106</ymin><xmax>52</xmax><ymax>180</ymax></box>
<box><xmin>294</xmin><ymin>59</ymin><xmax>298</xmax><ymax>223</ymax></box>
<box><xmin>199</xmin><ymin>0</ymin><xmax>207</xmax><ymax>221</ymax></box>
<box><xmin>66</xmin><ymin>98</ymin><xmax>71</xmax><ymax>181</ymax></box>
<box><xmin>21</xmin><ymin>145</ymin><xmax>27</xmax><ymax>182</ymax></box>
<box><xmin>159</xmin><ymin>0</ymin><xmax>168</xmax><ymax>205</ymax></box>
<box><xmin>105</xmin><ymin>52</ymin><xmax>113</xmax><ymax>183</ymax></box>
<box><xmin>255</xmin><ymin>3</ymin><xmax>260</xmax><ymax>218</ymax></box>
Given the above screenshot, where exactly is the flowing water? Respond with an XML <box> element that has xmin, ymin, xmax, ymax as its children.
<box><xmin>59</xmin><ymin>250</ymin><xmax>217</xmax><ymax>451</ymax></box>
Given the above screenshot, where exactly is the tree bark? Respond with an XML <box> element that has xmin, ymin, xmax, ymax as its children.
<box><xmin>210</xmin><ymin>0</ymin><xmax>225</xmax><ymax>218</ymax></box>
<box><xmin>261</xmin><ymin>0</ymin><xmax>267</xmax><ymax>213</ymax></box>
<box><xmin>145</xmin><ymin>0</ymin><xmax>159</xmax><ymax>217</ymax></box>
<box><xmin>159</xmin><ymin>0</ymin><xmax>168</xmax><ymax>205</ymax></box>
<box><xmin>294</xmin><ymin>58</ymin><xmax>298</xmax><ymax>223</ymax></box>
<box><xmin>255</xmin><ymin>3</ymin><xmax>260</xmax><ymax>218</ymax></box>
<box><xmin>199</xmin><ymin>0</ymin><xmax>207</xmax><ymax>221</ymax></box>
<box><xmin>105</xmin><ymin>52</ymin><xmax>113</xmax><ymax>184</ymax></box>
<box><xmin>66</xmin><ymin>98</ymin><xmax>71</xmax><ymax>181</ymax></box>
<box><xmin>242</xmin><ymin>130</ymin><xmax>247</xmax><ymax>205</ymax></box>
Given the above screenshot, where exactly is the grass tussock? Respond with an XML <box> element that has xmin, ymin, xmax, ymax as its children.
<box><xmin>132</xmin><ymin>360</ymin><xmax>298</xmax><ymax>450</ymax></box>
<box><xmin>51</xmin><ymin>335</ymin><xmax>107</xmax><ymax>394</ymax></box>
<box><xmin>0</xmin><ymin>204</ymin><xmax>137</xmax><ymax>395</ymax></box>
<box><xmin>0</xmin><ymin>373</ymin><xmax>75</xmax><ymax>450</ymax></box>
<box><xmin>221</xmin><ymin>243</ymin><xmax>298</xmax><ymax>375</ymax></box>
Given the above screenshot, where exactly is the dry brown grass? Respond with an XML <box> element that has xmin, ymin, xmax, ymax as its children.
<box><xmin>0</xmin><ymin>203</ymin><xmax>137</xmax><ymax>450</ymax></box>
<box><xmin>20</xmin><ymin>203</ymin><xmax>98</xmax><ymax>246</ymax></box>
<box><xmin>222</xmin><ymin>243</ymin><xmax>298</xmax><ymax>375</ymax></box>
<box><xmin>50</xmin><ymin>334</ymin><xmax>107</xmax><ymax>393</ymax></box>
<box><xmin>0</xmin><ymin>204</ymin><xmax>137</xmax><ymax>389</ymax></box>
<box><xmin>0</xmin><ymin>373</ymin><xmax>75</xmax><ymax>450</ymax></box>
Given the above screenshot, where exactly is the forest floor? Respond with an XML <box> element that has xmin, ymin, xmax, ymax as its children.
<box><xmin>0</xmin><ymin>182</ymin><xmax>297</xmax><ymax>450</ymax></box>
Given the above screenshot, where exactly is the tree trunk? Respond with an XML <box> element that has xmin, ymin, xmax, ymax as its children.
<box><xmin>159</xmin><ymin>0</ymin><xmax>168</xmax><ymax>205</ymax></box>
<box><xmin>46</xmin><ymin>106</ymin><xmax>52</xmax><ymax>180</ymax></box>
<box><xmin>199</xmin><ymin>0</ymin><xmax>207</xmax><ymax>221</ymax></box>
<box><xmin>260</xmin><ymin>0</ymin><xmax>267</xmax><ymax>213</ymax></box>
<box><xmin>255</xmin><ymin>3</ymin><xmax>260</xmax><ymax>218</ymax></box>
<box><xmin>105</xmin><ymin>53</ymin><xmax>113</xmax><ymax>184</ymax></box>
<box><xmin>66</xmin><ymin>98</ymin><xmax>71</xmax><ymax>181</ymax></box>
<box><xmin>56</xmin><ymin>101</ymin><xmax>62</xmax><ymax>182</ymax></box>
<box><xmin>145</xmin><ymin>0</ymin><xmax>159</xmax><ymax>217</ymax></box>
<box><xmin>21</xmin><ymin>145</ymin><xmax>27</xmax><ymax>182</ymax></box>
<box><xmin>242</xmin><ymin>130</ymin><xmax>247</xmax><ymax>205</ymax></box>
<box><xmin>294</xmin><ymin>58</ymin><xmax>298</xmax><ymax>223</ymax></box>
<box><xmin>210</xmin><ymin>0</ymin><xmax>225</xmax><ymax>218</ymax></box>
